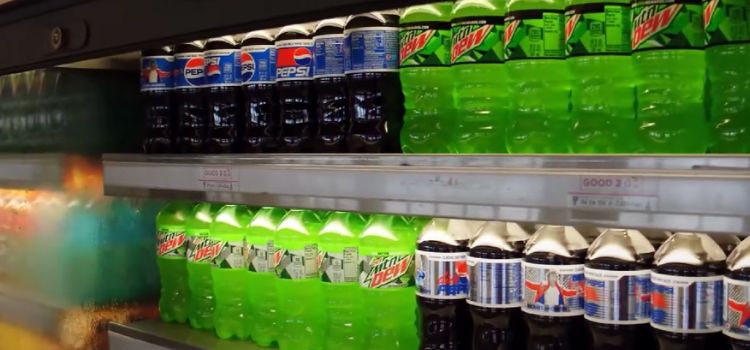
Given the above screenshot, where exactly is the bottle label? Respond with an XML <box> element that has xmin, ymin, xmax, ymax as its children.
<box><xmin>276</xmin><ymin>39</ymin><xmax>315</xmax><ymax>81</ymax></box>
<box><xmin>399</xmin><ymin>22</ymin><xmax>452</xmax><ymax>67</ymax></box>
<box><xmin>319</xmin><ymin>247</ymin><xmax>359</xmax><ymax>283</ymax></box>
<box><xmin>204</xmin><ymin>49</ymin><xmax>242</xmax><ymax>87</ymax></box>
<box><xmin>650</xmin><ymin>272</ymin><xmax>723</xmax><ymax>333</ymax></box>
<box><xmin>565</xmin><ymin>4</ymin><xmax>631</xmax><ymax>56</ymax></box>
<box><xmin>213</xmin><ymin>240</ymin><xmax>248</xmax><ymax>269</ymax></box>
<box><xmin>248</xmin><ymin>240</ymin><xmax>274</xmax><ymax>273</ymax></box>
<box><xmin>724</xmin><ymin>277</ymin><xmax>750</xmax><ymax>341</ymax></box>
<box><xmin>704</xmin><ymin>0</ymin><xmax>750</xmax><ymax>46</ymax></box>
<box><xmin>157</xmin><ymin>230</ymin><xmax>187</xmax><ymax>257</ymax></box>
<box><xmin>314</xmin><ymin>34</ymin><xmax>346</xmax><ymax>77</ymax></box>
<box><xmin>276</xmin><ymin>244</ymin><xmax>318</xmax><ymax>279</ymax></box>
<box><xmin>522</xmin><ymin>262</ymin><xmax>585</xmax><ymax>316</ymax></box>
<box><xmin>631</xmin><ymin>0</ymin><xmax>705</xmax><ymax>51</ymax></box>
<box><xmin>344</xmin><ymin>27</ymin><xmax>400</xmax><ymax>74</ymax></box>
<box><xmin>583</xmin><ymin>267</ymin><xmax>651</xmax><ymax>324</ymax></box>
<box><xmin>140</xmin><ymin>56</ymin><xmax>174</xmax><ymax>91</ymax></box>
<box><xmin>241</xmin><ymin>45</ymin><xmax>277</xmax><ymax>84</ymax></box>
<box><xmin>359</xmin><ymin>253</ymin><xmax>414</xmax><ymax>289</ymax></box>
<box><xmin>504</xmin><ymin>11</ymin><xmax>566</xmax><ymax>60</ymax></box>
<box><xmin>467</xmin><ymin>257</ymin><xmax>523</xmax><ymax>308</ymax></box>
<box><xmin>415</xmin><ymin>251</ymin><xmax>469</xmax><ymax>299</ymax></box>
<box><xmin>451</xmin><ymin>17</ymin><xmax>506</xmax><ymax>64</ymax></box>
<box><xmin>186</xmin><ymin>235</ymin><xmax>223</xmax><ymax>263</ymax></box>
<box><xmin>174</xmin><ymin>52</ymin><xmax>205</xmax><ymax>89</ymax></box>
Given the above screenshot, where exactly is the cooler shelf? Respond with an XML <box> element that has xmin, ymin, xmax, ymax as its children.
<box><xmin>109</xmin><ymin>320</ymin><xmax>263</xmax><ymax>350</ymax></box>
<box><xmin>0</xmin><ymin>154</ymin><xmax>67</xmax><ymax>190</ymax></box>
<box><xmin>0</xmin><ymin>284</ymin><xmax>64</xmax><ymax>340</ymax></box>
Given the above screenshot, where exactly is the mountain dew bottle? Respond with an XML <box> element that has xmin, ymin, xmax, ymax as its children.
<box><xmin>359</xmin><ymin>215</ymin><xmax>419</xmax><ymax>350</ymax></box>
<box><xmin>156</xmin><ymin>201</ymin><xmax>194</xmax><ymax>323</ymax></box>
<box><xmin>319</xmin><ymin>211</ymin><xmax>367</xmax><ymax>350</ymax></box>
<box><xmin>246</xmin><ymin>206</ymin><xmax>287</xmax><ymax>347</ymax></box>
<box><xmin>275</xmin><ymin>209</ymin><xmax>325</xmax><ymax>350</ymax></box>
<box><xmin>211</xmin><ymin>205</ymin><xmax>254</xmax><ymax>340</ymax></box>
<box><xmin>451</xmin><ymin>0</ymin><xmax>510</xmax><ymax>153</ymax></box>
<box><xmin>566</xmin><ymin>0</ymin><xmax>638</xmax><ymax>153</ymax></box>
<box><xmin>705</xmin><ymin>0</ymin><xmax>750</xmax><ymax>152</ymax></box>
<box><xmin>185</xmin><ymin>203</ymin><xmax>222</xmax><ymax>330</ymax></box>
<box><xmin>632</xmin><ymin>0</ymin><xmax>708</xmax><ymax>152</ymax></box>
<box><xmin>505</xmin><ymin>0</ymin><xmax>572</xmax><ymax>153</ymax></box>
<box><xmin>400</xmin><ymin>2</ymin><xmax>455</xmax><ymax>153</ymax></box>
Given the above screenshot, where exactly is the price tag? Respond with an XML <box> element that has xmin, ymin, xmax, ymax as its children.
<box><xmin>197</xmin><ymin>166</ymin><xmax>240</xmax><ymax>192</ymax></box>
<box><xmin>569</xmin><ymin>175</ymin><xmax>657</xmax><ymax>211</ymax></box>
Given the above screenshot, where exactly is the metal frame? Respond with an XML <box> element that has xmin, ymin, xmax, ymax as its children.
<box><xmin>109</xmin><ymin>321</ymin><xmax>262</xmax><ymax>350</ymax></box>
<box><xmin>0</xmin><ymin>154</ymin><xmax>66</xmax><ymax>190</ymax></box>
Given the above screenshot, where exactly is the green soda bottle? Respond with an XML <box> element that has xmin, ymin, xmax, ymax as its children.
<box><xmin>185</xmin><ymin>203</ymin><xmax>222</xmax><ymax>330</ymax></box>
<box><xmin>246</xmin><ymin>206</ymin><xmax>287</xmax><ymax>347</ymax></box>
<box><xmin>275</xmin><ymin>209</ymin><xmax>325</xmax><ymax>350</ymax></box>
<box><xmin>451</xmin><ymin>0</ymin><xmax>510</xmax><ymax>153</ymax></box>
<box><xmin>505</xmin><ymin>0</ymin><xmax>571</xmax><ymax>153</ymax></box>
<box><xmin>359</xmin><ymin>215</ymin><xmax>419</xmax><ymax>350</ymax></box>
<box><xmin>400</xmin><ymin>2</ymin><xmax>455</xmax><ymax>153</ymax></box>
<box><xmin>156</xmin><ymin>201</ymin><xmax>194</xmax><ymax>323</ymax></box>
<box><xmin>566</xmin><ymin>0</ymin><xmax>638</xmax><ymax>153</ymax></box>
<box><xmin>211</xmin><ymin>204</ymin><xmax>254</xmax><ymax>340</ymax></box>
<box><xmin>319</xmin><ymin>211</ymin><xmax>367</xmax><ymax>350</ymax></box>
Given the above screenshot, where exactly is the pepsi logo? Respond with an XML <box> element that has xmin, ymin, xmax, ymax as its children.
<box><xmin>183</xmin><ymin>57</ymin><xmax>205</xmax><ymax>86</ymax></box>
<box><xmin>240</xmin><ymin>52</ymin><xmax>256</xmax><ymax>81</ymax></box>
<box><xmin>293</xmin><ymin>48</ymin><xmax>313</xmax><ymax>65</ymax></box>
<box><xmin>205</xmin><ymin>57</ymin><xmax>221</xmax><ymax>77</ymax></box>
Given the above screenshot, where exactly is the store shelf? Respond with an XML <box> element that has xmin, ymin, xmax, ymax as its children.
<box><xmin>0</xmin><ymin>154</ymin><xmax>66</xmax><ymax>190</ymax></box>
<box><xmin>0</xmin><ymin>284</ymin><xmax>64</xmax><ymax>339</ymax></box>
<box><xmin>109</xmin><ymin>320</ymin><xmax>263</xmax><ymax>350</ymax></box>
<box><xmin>103</xmin><ymin>154</ymin><xmax>750</xmax><ymax>234</ymax></box>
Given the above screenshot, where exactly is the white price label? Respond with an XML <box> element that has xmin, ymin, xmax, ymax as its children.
<box><xmin>197</xmin><ymin>166</ymin><xmax>240</xmax><ymax>192</ymax></box>
<box><xmin>569</xmin><ymin>175</ymin><xmax>657</xmax><ymax>210</ymax></box>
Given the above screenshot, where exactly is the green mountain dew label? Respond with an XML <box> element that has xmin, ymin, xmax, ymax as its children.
<box><xmin>566</xmin><ymin>4</ymin><xmax>631</xmax><ymax>56</ymax></box>
<box><xmin>213</xmin><ymin>240</ymin><xmax>248</xmax><ymax>269</ymax></box>
<box><xmin>505</xmin><ymin>11</ymin><xmax>566</xmax><ymax>60</ymax></box>
<box><xmin>319</xmin><ymin>247</ymin><xmax>359</xmax><ymax>283</ymax></box>
<box><xmin>400</xmin><ymin>22</ymin><xmax>451</xmax><ymax>67</ymax></box>
<box><xmin>157</xmin><ymin>229</ymin><xmax>187</xmax><ymax>257</ymax></box>
<box><xmin>249</xmin><ymin>240</ymin><xmax>274</xmax><ymax>273</ymax></box>
<box><xmin>632</xmin><ymin>0</ymin><xmax>705</xmax><ymax>51</ymax></box>
<box><xmin>359</xmin><ymin>254</ymin><xmax>414</xmax><ymax>289</ymax></box>
<box><xmin>276</xmin><ymin>244</ymin><xmax>318</xmax><ymax>279</ymax></box>
<box><xmin>187</xmin><ymin>236</ymin><xmax>223</xmax><ymax>263</ymax></box>
<box><xmin>704</xmin><ymin>0</ymin><xmax>750</xmax><ymax>45</ymax></box>
<box><xmin>452</xmin><ymin>17</ymin><xmax>505</xmax><ymax>64</ymax></box>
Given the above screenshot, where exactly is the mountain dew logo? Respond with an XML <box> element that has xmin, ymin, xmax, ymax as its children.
<box><xmin>360</xmin><ymin>254</ymin><xmax>413</xmax><ymax>289</ymax></box>
<box><xmin>630</xmin><ymin>1</ymin><xmax>705</xmax><ymax>51</ymax></box>
<box><xmin>157</xmin><ymin>231</ymin><xmax>186</xmax><ymax>257</ymax></box>
<box><xmin>400</xmin><ymin>29</ymin><xmax>435</xmax><ymax>64</ymax></box>
<box><xmin>632</xmin><ymin>4</ymin><xmax>682</xmax><ymax>49</ymax></box>
<box><xmin>504</xmin><ymin>19</ymin><xmax>520</xmax><ymax>50</ymax></box>
<box><xmin>452</xmin><ymin>24</ymin><xmax>492</xmax><ymax>62</ymax></box>
<box><xmin>272</xmin><ymin>248</ymin><xmax>285</xmax><ymax>268</ymax></box>
<box><xmin>189</xmin><ymin>238</ymin><xmax>223</xmax><ymax>262</ymax></box>
<box><xmin>704</xmin><ymin>0</ymin><xmax>718</xmax><ymax>28</ymax></box>
<box><xmin>565</xmin><ymin>14</ymin><xmax>581</xmax><ymax>44</ymax></box>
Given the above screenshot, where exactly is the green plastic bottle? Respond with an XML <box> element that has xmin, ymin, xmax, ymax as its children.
<box><xmin>400</xmin><ymin>2</ymin><xmax>455</xmax><ymax>153</ymax></box>
<box><xmin>505</xmin><ymin>0</ymin><xmax>572</xmax><ymax>153</ymax></box>
<box><xmin>211</xmin><ymin>205</ymin><xmax>254</xmax><ymax>340</ymax></box>
<box><xmin>185</xmin><ymin>203</ymin><xmax>222</xmax><ymax>330</ymax></box>
<box><xmin>156</xmin><ymin>201</ymin><xmax>194</xmax><ymax>323</ymax></box>
<box><xmin>451</xmin><ymin>0</ymin><xmax>510</xmax><ymax>153</ymax></box>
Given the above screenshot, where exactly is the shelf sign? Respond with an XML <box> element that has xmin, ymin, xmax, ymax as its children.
<box><xmin>569</xmin><ymin>175</ymin><xmax>657</xmax><ymax>211</ymax></box>
<box><xmin>197</xmin><ymin>166</ymin><xmax>240</xmax><ymax>192</ymax></box>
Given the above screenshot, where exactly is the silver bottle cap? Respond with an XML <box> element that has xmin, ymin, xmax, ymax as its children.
<box><xmin>727</xmin><ymin>236</ymin><xmax>750</xmax><ymax>271</ymax></box>
<box><xmin>577</xmin><ymin>226</ymin><xmax>606</xmax><ymax>243</ymax></box>
<box><xmin>417</xmin><ymin>218</ymin><xmax>462</xmax><ymax>246</ymax></box>
<box><xmin>448</xmin><ymin>219</ymin><xmax>486</xmax><ymax>243</ymax></box>
<box><xmin>470</xmin><ymin>221</ymin><xmax>529</xmax><ymax>252</ymax></box>
<box><xmin>524</xmin><ymin>225</ymin><xmax>589</xmax><ymax>257</ymax></box>
<box><xmin>314</xmin><ymin>17</ymin><xmax>347</xmax><ymax>32</ymax></box>
<box><xmin>587</xmin><ymin>229</ymin><xmax>655</xmax><ymax>262</ymax></box>
<box><xmin>707</xmin><ymin>234</ymin><xmax>741</xmax><ymax>256</ymax></box>
<box><xmin>654</xmin><ymin>232</ymin><xmax>726</xmax><ymax>266</ymax></box>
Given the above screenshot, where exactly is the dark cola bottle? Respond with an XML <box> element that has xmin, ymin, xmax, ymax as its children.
<box><xmin>725</xmin><ymin>237</ymin><xmax>750</xmax><ymax>350</ymax></box>
<box><xmin>584</xmin><ymin>229</ymin><xmax>657</xmax><ymax>350</ymax></box>
<box><xmin>204</xmin><ymin>36</ymin><xmax>242</xmax><ymax>153</ymax></box>
<box><xmin>174</xmin><ymin>40</ymin><xmax>207</xmax><ymax>153</ymax></box>
<box><xmin>240</xmin><ymin>30</ymin><xmax>279</xmax><ymax>152</ymax></box>
<box><xmin>140</xmin><ymin>46</ymin><xmax>175</xmax><ymax>153</ymax></box>
<box><xmin>709</xmin><ymin>234</ymin><xmax>741</xmax><ymax>257</ymax></box>
<box><xmin>313</xmin><ymin>18</ymin><xmax>348</xmax><ymax>152</ymax></box>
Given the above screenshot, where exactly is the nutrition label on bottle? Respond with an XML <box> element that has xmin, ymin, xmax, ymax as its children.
<box><xmin>276</xmin><ymin>244</ymin><xmax>318</xmax><ymax>279</ymax></box>
<box><xmin>212</xmin><ymin>240</ymin><xmax>248</xmax><ymax>269</ymax></box>
<box><xmin>468</xmin><ymin>257</ymin><xmax>523</xmax><ymax>308</ymax></box>
<box><xmin>248</xmin><ymin>240</ymin><xmax>274</xmax><ymax>273</ymax></box>
<box><xmin>650</xmin><ymin>272</ymin><xmax>723</xmax><ymax>333</ymax></box>
<box><xmin>584</xmin><ymin>267</ymin><xmax>651</xmax><ymax>324</ymax></box>
<box><xmin>319</xmin><ymin>247</ymin><xmax>358</xmax><ymax>283</ymax></box>
<box><xmin>505</xmin><ymin>11</ymin><xmax>566</xmax><ymax>60</ymax></box>
<box><xmin>344</xmin><ymin>27</ymin><xmax>399</xmax><ymax>73</ymax></box>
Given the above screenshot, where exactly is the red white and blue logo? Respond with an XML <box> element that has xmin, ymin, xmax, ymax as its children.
<box><xmin>415</xmin><ymin>251</ymin><xmax>469</xmax><ymax>299</ymax></box>
<box><xmin>242</xmin><ymin>45</ymin><xmax>276</xmax><ymax>84</ymax></box>
<box><xmin>204</xmin><ymin>49</ymin><xmax>241</xmax><ymax>87</ymax></box>
<box><xmin>174</xmin><ymin>54</ymin><xmax>205</xmax><ymax>88</ymax></box>
<box><xmin>276</xmin><ymin>41</ymin><xmax>314</xmax><ymax>81</ymax></box>
<box><xmin>725</xmin><ymin>279</ymin><xmax>750</xmax><ymax>340</ymax></box>
<box><xmin>436</xmin><ymin>261</ymin><xmax>470</xmax><ymax>296</ymax></box>
<box><xmin>241</xmin><ymin>51</ymin><xmax>256</xmax><ymax>82</ymax></box>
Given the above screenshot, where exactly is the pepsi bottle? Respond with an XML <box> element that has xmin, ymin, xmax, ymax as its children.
<box><xmin>313</xmin><ymin>18</ymin><xmax>348</xmax><ymax>152</ymax></box>
<box><xmin>709</xmin><ymin>234</ymin><xmax>741</xmax><ymax>257</ymax></box>
<box><xmin>725</xmin><ymin>237</ymin><xmax>750</xmax><ymax>350</ymax></box>
<box><xmin>174</xmin><ymin>41</ymin><xmax>207</xmax><ymax>153</ymax></box>
<box><xmin>140</xmin><ymin>46</ymin><xmax>175</xmax><ymax>153</ymax></box>
<box><xmin>344</xmin><ymin>12</ymin><xmax>404</xmax><ymax>153</ymax></box>
<box><xmin>275</xmin><ymin>24</ymin><xmax>317</xmax><ymax>152</ymax></box>
<box><xmin>240</xmin><ymin>30</ymin><xmax>279</xmax><ymax>153</ymax></box>
<box><xmin>204</xmin><ymin>36</ymin><xmax>242</xmax><ymax>153</ymax></box>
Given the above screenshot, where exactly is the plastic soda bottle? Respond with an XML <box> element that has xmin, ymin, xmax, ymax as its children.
<box><xmin>275</xmin><ymin>209</ymin><xmax>325</xmax><ymax>350</ymax></box>
<box><xmin>318</xmin><ymin>211</ymin><xmax>367</xmax><ymax>350</ymax></box>
<box><xmin>185</xmin><ymin>203</ymin><xmax>222</xmax><ymax>330</ymax></box>
<box><xmin>359</xmin><ymin>214</ymin><xmax>419</xmax><ymax>350</ymax></box>
<box><xmin>156</xmin><ymin>201</ymin><xmax>194</xmax><ymax>323</ymax></box>
<box><xmin>211</xmin><ymin>205</ymin><xmax>254</xmax><ymax>340</ymax></box>
<box><xmin>399</xmin><ymin>3</ymin><xmax>455</xmax><ymax>153</ymax></box>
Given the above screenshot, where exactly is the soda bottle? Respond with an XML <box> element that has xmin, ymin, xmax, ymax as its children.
<box><xmin>505</xmin><ymin>0</ymin><xmax>571</xmax><ymax>153</ymax></box>
<box><xmin>632</xmin><ymin>0</ymin><xmax>708</xmax><ymax>153</ymax></box>
<box><xmin>156</xmin><ymin>201</ymin><xmax>194</xmax><ymax>323</ymax></box>
<box><xmin>359</xmin><ymin>214</ymin><xmax>419</xmax><ymax>350</ymax></box>
<box><xmin>174</xmin><ymin>41</ymin><xmax>207</xmax><ymax>153</ymax></box>
<box><xmin>724</xmin><ymin>236</ymin><xmax>750</xmax><ymax>349</ymax></box>
<box><xmin>241</xmin><ymin>30</ymin><xmax>279</xmax><ymax>153</ymax></box>
<box><xmin>641</xmin><ymin>230</ymin><xmax>672</xmax><ymax>251</ymax></box>
<box><xmin>185</xmin><ymin>202</ymin><xmax>222</xmax><ymax>330</ymax></box>
<box><xmin>319</xmin><ymin>211</ymin><xmax>367</xmax><ymax>350</ymax></box>
<box><xmin>709</xmin><ymin>234</ymin><xmax>742</xmax><ymax>257</ymax></box>
<box><xmin>276</xmin><ymin>25</ymin><xmax>317</xmax><ymax>152</ymax></box>
<box><xmin>399</xmin><ymin>3</ymin><xmax>454</xmax><ymax>153</ymax></box>
<box><xmin>275</xmin><ymin>209</ymin><xmax>325</xmax><ymax>350</ymax></box>
<box><xmin>566</xmin><ymin>0</ymin><xmax>637</xmax><ymax>153</ymax></box>
<box><xmin>204</xmin><ymin>36</ymin><xmax>242</xmax><ymax>153</ymax></box>
<box><xmin>246</xmin><ymin>206</ymin><xmax>286</xmax><ymax>346</ymax></box>
<box><xmin>584</xmin><ymin>229</ymin><xmax>657</xmax><ymax>350</ymax></box>
<box><xmin>345</xmin><ymin>12</ymin><xmax>404</xmax><ymax>153</ymax></box>
<box><xmin>450</xmin><ymin>0</ymin><xmax>510</xmax><ymax>153</ymax></box>
<box><xmin>211</xmin><ymin>204</ymin><xmax>254</xmax><ymax>340</ymax></box>
<box><xmin>314</xmin><ymin>18</ymin><xmax>349</xmax><ymax>152</ymax></box>
<box><xmin>522</xmin><ymin>225</ymin><xmax>589</xmax><ymax>349</ymax></box>
<box><xmin>140</xmin><ymin>46</ymin><xmax>175</xmax><ymax>153</ymax></box>
<box><xmin>650</xmin><ymin>232</ymin><xmax>727</xmax><ymax>349</ymax></box>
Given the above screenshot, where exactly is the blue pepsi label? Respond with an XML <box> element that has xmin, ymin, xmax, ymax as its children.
<box><xmin>174</xmin><ymin>52</ymin><xmax>205</xmax><ymax>89</ymax></box>
<box><xmin>651</xmin><ymin>272</ymin><xmax>723</xmax><ymax>333</ymax></box>
<box><xmin>204</xmin><ymin>49</ymin><xmax>241</xmax><ymax>87</ymax></box>
<box><xmin>241</xmin><ymin>45</ymin><xmax>276</xmax><ymax>84</ymax></box>
<box><xmin>276</xmin><ymin>39</ymin><xmax>314</xmax><ymax>81</ymax></box>
<box><xmin>415</xmin><ymin>251</ymin><xmax>469</xmax><ymax>299</ymax></box>
<box><xmin>314</xmin><ymin>34</ymin><xmax>346</xmax><ymax>77</ymax></box>
<box><xmin>468</xmin><ymin>257</ymin><xmax>523</xmax><ymax>308</ymax></box>
<box><xmin>140</xmin><ymin>55</ymin><xmax>174</xmax><ymax>91</ymax></box>
<box><xmin>522</xmin><ymin>262</ymin><xmax>585</xmax><ymax>316</ymax></box>
<box><xmin>344</xmin><ymin>27</ymin><xmax>400</xmax><ymax>74</ymax></box>
<box><xmin>724</xmin><ymin>277</ymin><xmax>750</xmax><ymax>341</ymax></box>
<box><xmin>584</xmin><ymin>268</ymin><xmax>651</xmax><ymax>324</ymax></box>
